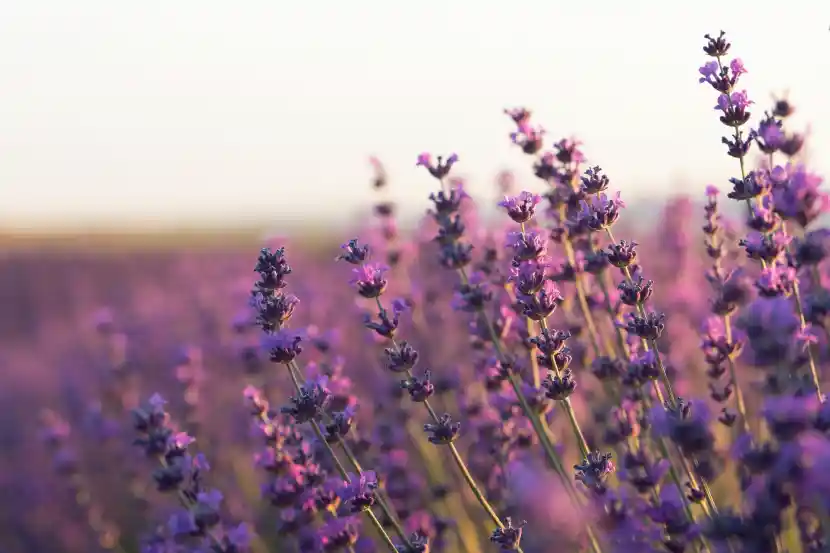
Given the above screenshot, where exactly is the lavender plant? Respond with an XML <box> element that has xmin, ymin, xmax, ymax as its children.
<box><xmin>15</xmin><ymin>30</ymin><xmax>830</xmax><ymax>553</ymax></box>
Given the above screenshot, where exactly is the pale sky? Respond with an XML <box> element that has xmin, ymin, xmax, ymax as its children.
<box><xmin>1</xmin><ymin>1</ymin><xmax>829</xmax><ymax>229</ymax></box>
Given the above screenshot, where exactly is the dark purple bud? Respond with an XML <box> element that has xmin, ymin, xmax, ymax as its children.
<box><xmin>280</xmin><ymin>377</ymin><xmax>331</xmax><ymax>424</ymax></box>
<box><xmin>262</xmin><ymin>330</ymin><xmax>304</xmax><ymax>364</ymax></box>
<box><xmin>438</xmin><ymin>241</ymin><xmax>474</xmax><ymax>269</ymax></box>
<box><xmin>401</xmin><ymin>370</ymin><xmax>435</xmax><ymax>403</ymax></box>
<box><xmin>618</xmin><ymin>277</ymin><xmax>654</xmax><ymax>306</ymax></box>
<box><xmin>489</xmin><ymin>518</ymin><xmax>525</xmax><ymax>552</ymax></box>
<box><xmin>580</xmin><ymin>166</ymin><xmax>610</xmax><ymax>195</ymax></box>
<box><xmin>621</xmin><ymin>312</ymin><xmax>666</xmax><ymax>341</ymax></box>
<box><xmin>575</xmin><ymin>451</ymin><xmax>615</xmax><ymax>493</ymax></box>
<box><xmin>337</xmin><ymin>239</ymin><xmax>371</xmax><ymax>265</ymax></box>
<box><xmin>417</xmin><ymin>152</ymin><xmax>459</xmax><ymax>180</ymax></box>
<box><xmin>498</xmin><ymin>191</ymin><xmax>542</xmax><ymax>224</ymax></box>
<box><xmin>542</xmin><ymin>369</ymin><xmax>576</xmax><ymax>400</ymax></box>
<box><xmin>703</xmin><ymin>31</ymin><xmax>730</xmax><ymax>57</ymax></box>
<box><xmin>606</xmin><ymin>240</ymin><xmax>638</xmax><ymax>269</ymax></box>
<box><xmin>423</xmin><ymin>414</ymin><xmax>461</xmax><ymax>445</ymax></box>
<box><xmin>384</xmin><ymin>341</ymin><xmax>419</xmax><ymax>373</ymax></box>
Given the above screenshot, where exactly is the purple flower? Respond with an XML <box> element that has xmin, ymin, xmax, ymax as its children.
<box><xmin>280</xmin><ymin>376</ymin><xmax>331</xmax><ymax>424</ymax></box>
<box><xmin>618</xmin><ymin>276</ymin><xmax>654</xmax><ymax>306</ymax></box>
<box><xmin>364</xmin><ymin>298</ymin><xmax>408</xmax><ymax>338</ymax></box>
<box><xmin>498</xmin><ymin>191</ymin><xmax>542</xmax><ymax>223</ymax></box>
<box><xmin>740</xmin><ymin>230</ymin><xmax>791</xmax><ymax>264</ymax></box>
<box><xmin>698</xmin><ymin>61</ymin><xmax>719</xmax><ymax>85</ymax></box>
<box><xmin>339</xmin><ymin>471</ymin><xmax>379</xmax><ymax>512</ymax></box>
<box><xmin>452</xmin><ymin>271</ymin><xmax>493</xmax><ymax>312</ymax></box>
<box><xmin>772</xmin><ymin>164</ymin><xmax>830</xmax><ymax>228</ymax></box>
<box><xmin>504</xmin><ymin>107</ymin><xmax>532</xmax><ymax>125</ymax></box>
<box><xmin>423</xmin><ymin>413</ymin><xmax>461</xmax><ymax>444</ymax></box>
<box><xmin>553</xmin><ymin>137</ymin><xmax>586</xmax><ymax>165</ymax></box>
<box><xmin>727</xmin><ymin>170</ymin><xmax>769</xmax><ymax>201</ymax></box>
<box><xmin>351</xmin><ymin>263</ymin><xmax>389</xmax><ymax>298</ymax></box>
<box><xmin>715</xmin><ymin>90</ymin><xmax>753</xmax><ymax>127</ymax></box>
<box><xmin>755</xmin><ymin>264</ymin><xmax>796</xmax><ymax>298</ymax></box>
<box><xmin>574</xmin><ymin>451</ymin><xmax>615</xmax><ymax>493</ymax></box>
<box><xmin>401</xmin><ymin>370</ymin><xmax>435</xmax><ymax>403</ymax></box>
<box><xmin>509</xmin><ymin>259</ymin><xmax>550</xmax><ymax>296</ymax></box>
<box><xmin>261</xmin><ymin>329</ymin><xmax>305</xmax><ymax>363</ymax></box>
<box><xmin>506</xmin><ymin>229</ymin><xmax>548</xmax><ymax>262</ymax></box>
<box><xmin>702</xmin><ymin>31</ymin><xmax>731</xmax><ymax>57</ymax></box>
<box><xmin>510</xmin><ymin>124</ymin><xmax>546</xmax><ymax>155</ymax></box>
<box><xmin>337</xmin><ymin>239</ymin><xmax>371</xmax><ymax>264</ymax></box>
<box><xmin>621</xmin><ymin>311</ymin><xmax>666</xmax><ymax>341</ymax></box>
<box><xmin>580</xmin><ymin>166</ymin><xmax>610</xmax><ymax>195</ymax></box>
<box><xmin>607</xmin><ymin>240</ymin><xmax>638</xmax><ymax>269</ymax></box>
<box><xmin>490</xmin><ymin>518</ymin><xmax>526</xmax><ymax>551</ymax></box>
<box><xmin>516</xmin><ymin>280</ymin><xmax>563</xmax><ymax>321</ymax></box>
<box><xmin>542</xmin><ymin>369</ymin><xmax>576</xmax><ymax>400</ymax></box>
<box><xmin>319</xmin><ymin>516</ymin><xmax>361</xmax><ymax>551</ymax></box>
<box><xmin>416</xmin><ymin>152</ymin><xmax>459</xmax><ymax>180</ymax></box>
<box><xmin>578</xmin><ymin>192</ymin><xmax>625</xmax><ymax>231</ymax></box>
<box><xmin>730</xmin><ymin>58</ymin><xmax>747</xmax><ymax>78</ymax></box>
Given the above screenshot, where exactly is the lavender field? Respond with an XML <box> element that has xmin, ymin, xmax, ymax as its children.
<box><xmin>5</xmin><ymin>31</ymin><xmax>830</xmax><ymax>553</ymax></box>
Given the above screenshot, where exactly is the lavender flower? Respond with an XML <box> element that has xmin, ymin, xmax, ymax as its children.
<box><xmin>498</xmin><ymin>191</ymin><xmax>542</xmax><ymax>224</ymax></box>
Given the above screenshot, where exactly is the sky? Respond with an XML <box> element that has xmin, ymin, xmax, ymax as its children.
<box><xmin>1</xmin><ymin>1</ymin><xmax>829</xmax><ymax>230</ymax></box>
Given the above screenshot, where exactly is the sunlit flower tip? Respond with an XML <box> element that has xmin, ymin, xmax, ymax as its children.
<box><xmin>337</xmin><ymin>238</ymin><xmax>370</xmax><ymax>264</ymax></box>
<box><xmin>350</xmin><ymin>263</ymin><xmax>389</xmax><ymax>298</ymax></box>
<box><xmin>498</xmin><ymin>191</ymin><xmax>542</xmax><ymax>223</ymax></box>
<box><xmin>242</xmin><ymin>385</ymin><xmax>261</xmax><ymax>401</ymax></box>
<box><xmin>169</xmin><ymin>431</ymin><xmax>195</xmax><ymax>449</ymax></box>
<box><xmin>705</xmin><ymin>184</ymin><xmax>719</xmax><ymax>198</ymax></box>
<box><xmin>416</xmin><ymin>152</ymin><xmax>432</xmax><ymax>167</ymax></box>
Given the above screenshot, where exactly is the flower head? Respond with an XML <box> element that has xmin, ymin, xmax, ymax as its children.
<box><xmin>498</xmin><ymin>191</ymin><xmax>542</xmax><ymax>224</ymax></box>
<box><xmin>351</xmin><ymin>263</ymin><xmax>389</xmax><ymax>298</ymax></box>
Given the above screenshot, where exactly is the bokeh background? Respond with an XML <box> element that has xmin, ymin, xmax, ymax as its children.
<box><xmin>2</xmin><ymin>2</ymin><xmax>830</xmax><ymax>552</ymax></box>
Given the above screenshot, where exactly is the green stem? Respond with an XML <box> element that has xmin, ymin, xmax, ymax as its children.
<box><xmin>459</xmin><ymin>269</ymin><xmax>604</xmax><ymax>553</ymax></box>
<box><xmin>284</xmin><ymin>361</ymin><xmax>404</xmax><ymax>552</ymax></box>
